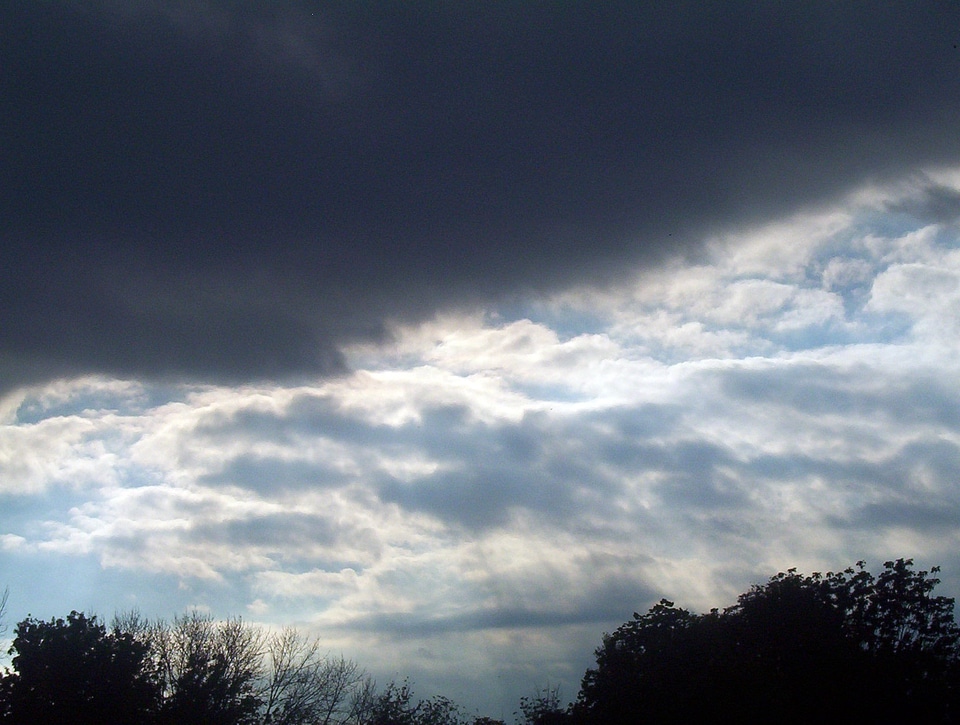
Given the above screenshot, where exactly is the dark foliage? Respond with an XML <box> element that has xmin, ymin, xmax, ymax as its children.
<box><xmin>515</xmin><ymin>684</ymin><xmax>570</xmax><ymax>725</ymax></box>
<box><xmin>366</xmin><ymin>679</ymin><xmax>471</xmax><ymax>725</ymax></box>
<box><xmin>0</xmin><ymin>610</ymin><xmax>365</xmax><ymax>725</ymax></box>
<box><xmin>1</xmin><ymin>611</ymin><xmax>161</xmax><ymax>725</ymax></box>
<box><xmin>574</xmin><ymin>559</ymin><xmax>960</xmax><ymax>723</ymax></box>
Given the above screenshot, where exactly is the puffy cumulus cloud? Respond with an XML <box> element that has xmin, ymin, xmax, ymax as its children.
<box><xmin>0</xmin><ymin>378</ymin><xmax>152</xmax><ymax>494</ymax></box>
<box><xmin>3</xmin><ymin>174</ymin><xmax>960</xmax><ymax>713</ymax></box>
<box><xmin>0</xmin><ymin>416</ymin><xmax>106</xmax><ymax>495</ymax></box>
<box><xmin>867</xmin><ymin>255</ymin><xmax>960</xmax><ymax>347</ymax></box>
<box><xmin>35</xmin><ymin>485</ymin><xmax>284</xmax><ymax>580</ymax></box>
<box><xmin>545</xmin><ymin>180</ymin><xmax>960</xmax><ymax>362</ymax></box>
<box><xmin>0</xmin><ymin>534</ymin><xmax>27</xmax><ymax>552</ymax></box>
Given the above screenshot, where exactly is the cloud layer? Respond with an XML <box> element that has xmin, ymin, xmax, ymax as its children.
<box><xmin>3</xmin><ymin>2</ymin><xmax>960</xmax><ymax>389</ymax></box>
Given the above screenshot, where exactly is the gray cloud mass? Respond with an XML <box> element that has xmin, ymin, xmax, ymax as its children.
<box><xmin>3</xmin><ymin>1</ymin><xmax>960</xmax><ymax>389</ymax></box>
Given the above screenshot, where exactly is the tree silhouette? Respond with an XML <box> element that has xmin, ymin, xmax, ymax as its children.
<box><xmin>515</xmin><ymin>684</ymin><xmax>570</xmax><ymax>724</ymax></box>
<box><xmin>153</xmin><ymin>612</ymin><xmax>264</xmax><ymax>725</ymax></box>
<box><xmin>1</xmin><ymin>560</ymin><xmax>956</xmax><ymax>724</ymax></box>
<box><xmin>573</xmin><ymin>560</ymin><xmax>960</xmax><ymax>724</ymax></box>
<box><xmin>365</xmin><ymin>679</ymin><xmax>476</xmax><ymax>725</ymax></box>
<box><xmin>1</xmin><ymin>611</ymin><xmax>161</xmax><ymax>725</ymax></box>
<box><xmin>260</xmin><ymin>627</ymin><xmax>373</xmax><ymax>725</ymax></box>
<box><xmin>0</xmin><ymin>587</ymin><xmax>8</xmax><ymax>639</ymax></box>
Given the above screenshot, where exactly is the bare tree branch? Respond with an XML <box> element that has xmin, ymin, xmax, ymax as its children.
<box><xmin>260</xmin><ymin>627</ymin><xmax>371</xmax><ymax>725</ymax></box>
<box><xmin>0</xmin><ymin>586</ymin><xmax>8</xmax><ymax>638</ymax></box>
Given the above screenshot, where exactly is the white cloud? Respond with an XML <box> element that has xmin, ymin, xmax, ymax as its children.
<box><xmin>0</xmin><ymin>534</ymin><xmax>27</xmax><ymax>552</ymax></box>
<box><xmin>0</xmin><ymin>414</ymin><xmax>122</xmax><ymax>495</ymax></box>
<box><xmin>867</xmin><ymin>257</ymin><xmax>960</xmax><ymax>346</ymax></box>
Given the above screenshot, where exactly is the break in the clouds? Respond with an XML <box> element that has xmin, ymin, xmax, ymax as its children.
<box><xmin>3</xmin><ymin>1</ymin><xmax>960</xmax><ymax>389</ymax></box>
<box><xmin>3</xmin><ymin>174</ymin><xmax>960</xmax><ymax>713</ymax></box>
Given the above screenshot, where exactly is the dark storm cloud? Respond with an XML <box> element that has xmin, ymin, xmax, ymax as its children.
<box><xmin>4</xmin><ymin>1</ymin><xmax>960</xmax><ymax>388</ymax></box>
<box><xmin>885</xmin><ymin>182</ymin><xmax>960</xmax><ymax>225</ymax></box>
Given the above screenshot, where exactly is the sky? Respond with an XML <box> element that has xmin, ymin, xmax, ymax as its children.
<box><xmin>2</xmin><ymin>1</ymin><xmax>960</xmax><ymax>718</ymax></box>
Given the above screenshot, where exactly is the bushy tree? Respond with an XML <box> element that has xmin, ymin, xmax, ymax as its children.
<box><xmin>575</xmin><ymin>599</ymin><xmax>713</xmax><ymax>723</ymax></box>
<box><xmin>574</xmin><ymin>559</ymin><xmax>960</xmax><ymax>723</ymax></box>
<box><xmin>1</xmin><ymin>611</ymin><xmax>161</xmax><ymax>725</ymax></box>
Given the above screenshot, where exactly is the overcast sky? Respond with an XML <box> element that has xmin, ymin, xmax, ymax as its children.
<box><xmin>3</xmin><ymin>1</ymin><xmax>960</xmax><ymax>718</ymax></box>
